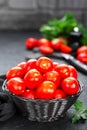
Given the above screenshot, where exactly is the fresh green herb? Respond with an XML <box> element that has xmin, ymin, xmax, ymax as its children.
<box><xmin>72</xmin><ymin>100</ymin><xmax>87</xmax><ymax>123</ymax></box>
<box><xmin>40</xmin><ymin>13</ymin><xmax>87</xmax><ymax>45</ymax></box>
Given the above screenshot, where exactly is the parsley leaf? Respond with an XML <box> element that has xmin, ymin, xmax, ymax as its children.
<box><xmin>72</xmin><ymin>100</ymin><xmax>87</xmax><ymax>123</ymax></box>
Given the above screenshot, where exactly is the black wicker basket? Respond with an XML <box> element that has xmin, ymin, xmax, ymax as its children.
<box><xmin>2</xmin><ymin>80</ymin><xmax>83</xmax><ymax>122</ymax></box>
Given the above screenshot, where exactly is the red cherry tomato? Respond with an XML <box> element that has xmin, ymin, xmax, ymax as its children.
<box><xmin>43</xmin><ymin>71</ymin><xmax>60</xmax><ymax>88</ymax></box>
<box><xmin>21</xmin><ymin>89</ymin><xmax>35</xmax><ymax>99</ymax></box>
<box><xmin>25</xmin><ymin>37</ymin><xmax>37</xmax><ymax>49</ymax></box>
<box><xmin>77</xmin><ymin>46</ymin><xmax>87</xmax><ymax>55</ymax></box>
<box><xmin>6</xmin><ymin>66</ymin><xmax>24</xmax><ymax>80</ymax></box>
<box><xmin>6</xmin><ymin>77</ymin><xmax>25</xmax><ymax>95</ymax></box>
<box><xmin>25</xmin><ymin>59</ymin><xmax>37</xmax><ymax>72</ymax></box>
<box><xmin>36</xmin><ymin>57</ymin><xmax>53</xmax><ymax>73</ymax></box>
<box><xmin>59</xmin><ymin>43</ymin><xmax>72</xmax><ymax>53</ymax></box>
<box><xmin>68</xmin><ymin>65</ymin><xmax>78</xmax><ymax>78</ymax></box>
<box><xmin>61</xmin><ymin>77</ymin><xmax>79</xmax><ymax>95</ymax></box>
<box><xmin>50</xmin><ymin>38</ymin><xmax>62</xmax><ymax>50</ymax></box>
<box><xmin>24</xmin><ymin>69</ymin><xmax>43</xmax><ymax>89</ymax></box>
<box><xmin>17</xmin><ymin>62</ymin><xmax>27</xmax><ymax>75</ymax></box>
<box><xmin>36</xmin><ymin>81</ymin><xmax>56</xmax><ymax>99</ymax></box>
<box><xmin>77</xmin><ymin>52</ymin><xmax>87</xmax><ymax>64</ymax></box>
<box><xmin>54</xmin><ymin>89</ymin><xmax>66</xmax><ymax>99</ymax></box>
<box><xmin>39</xmin><ymin>46</ymin><xmax>54</xmax><ymax>54</ymax></box>
<box><xmin>54</xmin><ymin>64</ymin><xmax>70</xmax><ymax>79</ymax></box>
<box><xmin>37</xmin><ymin>38</ymin><xmax>51</xmax><ymax>47</ymax></box>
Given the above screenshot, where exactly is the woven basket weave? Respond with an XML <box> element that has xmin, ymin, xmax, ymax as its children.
<box><xmin>2</xmin><ymin>80</ymin><xmax>83</xmax><ymax>122</ymax></box>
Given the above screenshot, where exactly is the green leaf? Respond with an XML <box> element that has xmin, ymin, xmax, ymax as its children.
<box><xmin>74</xmin><ymin>100</ymin><xmax>83</xmax><ymax>111</ymax></box>
<box><xmin>72</xmin><ymin>113</ymin><xmax>81</xmax><ymax>123</ymax></box>
<box><xmin>80</xmin><ymin>109</ymin><xmax>87</xmax><ymax>119</ymax></box>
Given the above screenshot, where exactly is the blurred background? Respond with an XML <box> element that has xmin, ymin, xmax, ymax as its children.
<box><xmin>0</xmin><ymin>0</ymin><xmax>87</xmax><ymax>31</ymax></box>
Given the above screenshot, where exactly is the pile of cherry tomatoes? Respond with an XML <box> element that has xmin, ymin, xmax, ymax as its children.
<box><xmin>25</xmin><ymin>37</ymin><xmax>72</xmax><ymax>54</ymax></box>
<box><xmin>6</xmin><ymin>57</ymin><xmax>80</xmax><ymax>100</ymax></box>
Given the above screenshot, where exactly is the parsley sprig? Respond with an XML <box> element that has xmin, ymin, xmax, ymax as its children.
<box><xmin>72</xmin><ymin>100</ymin><xmax>87</xmax><ymax>123</ymax></box>
<box><xmin>40</xmin><ymin>13</ymin><xmax>87</xmax><ymax>45</ymax></box>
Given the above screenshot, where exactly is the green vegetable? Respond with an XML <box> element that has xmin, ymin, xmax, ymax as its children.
<box><xmin>40</xmin><ymin>13</ymin><xmax>87</xmax><ymax>45</ymax></box>
<box><xmin>72</xmin><ymin>100</ymin><xmax>87</xmax><ymax>123</ymax></box>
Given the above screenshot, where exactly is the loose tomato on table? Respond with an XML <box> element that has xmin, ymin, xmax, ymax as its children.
<box><xmin>37</xmin><ymin>38</ymin><xmax>51</xmax><ymax>47</ymax></box>
<box><xmin>6</xmin><ymin>77</ymin><xmax>25</xmax><ymax>95</ymax></box>
<box><xmin>77</xmin><ymin>46</ymin><xmax>87</xmax><ymax>54</ymax></box>
<box><xmin>39</xmin><ymin>45</ymin><xmax>54</xmax><ymax>54</ymax></box>
<box><xmin>36</xmin><ymin>81</ymin><xmax>56</xmax><ymax>100</ymax></box>
<box><xmin>25</xmin><ymin>37</ymin><xmax>38</xmax><ymax>49</ymax></box>
<box><xmin>59</xmin><ymin>43</ymin><xmax>72</xmax><ymax>53</ymax></box>
<box><xmin>61</xmin><ymin>77</ymin><xmax>79</xmax><ymax>95</ymax></box>
<box><xmin>76</xmin><ymin>46</ymin><xmax>87</xmax><ymax>64</ymax></box>
<box><xmin>50</xmin><ymin>38</ymin><xmax>62</xmax><ymax>50</ymax></box>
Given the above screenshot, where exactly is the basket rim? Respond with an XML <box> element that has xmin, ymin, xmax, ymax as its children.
<box><xmin>2</xmin><ymin>79</ymin><xmax>83</xmax><ymax>103</ymax></box>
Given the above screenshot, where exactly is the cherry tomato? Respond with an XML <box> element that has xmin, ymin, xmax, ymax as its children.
<box><xmin>54</xmin><ymin>64</ymin><xmax>70</xmax><ymax>79</ymax></box>
<box><xmin>39</xmin><ymin>46</ymin><xmax>54</xmax><ymax>54</ymax></box>
<box><xmin>59</xmin><ymin>43</ymin><xmax>72</xmax><ymax>53</ymax></box>
<box><xmin>54</xmin><ymin>89</ymin><xmax>66</xmax><ymax>99</ymax></box>
<box><xmin>61</xmin><ymin>77</ymin><xmax>79</xmax><ymax>95</ymax></box>
<box><xmin>6</xmin><ymin>77</ymin><xmax>25</xmax><ymax>95</ymax></box>
<box><xmin>77</xmin><ymin>52</ymin><xmax>87</xmax><ymax>64</ymax></box>
<box><xmin>25</xmin><ymin>59</ymin><xmax>37</xmax><ymax>72</ymax></box>
<box><xmin>6</xmin><ymin>66</ymin><xmax>24</xmax><ymax>80</ymax></box>
<box><xmin>50</xmin><ymin>38</ymin><xmax>62</xmax><ymax>50</ymax></box>
<box><xmin>37</xmin><ymin>38</ymin><xmax>51</xmax><ymax>47</ymax></box>
<box><xmin>24</xmin><ymin>69</ymin><xmax>43</xmax><ymax>89</ymax></box>
<box><xmin>68</xmin><ymin>65</ymin><xmax>78</xmax><ymax>78</ymax></box>
<box><xmin>25</xmin><ymin>37</ymin><xmax>37</xmax><ymax>49</ymax></box>
<box><xmin>36</xmin><ymin>81</ymin><xmax>56</xmax><ymax>99</ymax></box>
<box><xmin>17</xmin><ymin>62</ymin><xmax>27</xmax><ymax>75</ymax></box>
<box><xmin>77</xmin><ymin>46</ymin><xmax>87</xmax><ymax>55</ymax></box>
<box><xmin>43</xmin><ymin>71</ymin><xmax>60</xmax><ymax>88</ymax></box>
<box><xmin>21</xmin><ymin>89</ymin><xmax>35</xmax><ymax>99</ymax></box>
<box><xmin>36</xmin><ymin>57</ymin><xmax>53</xmax><ymax>73</ymax></box>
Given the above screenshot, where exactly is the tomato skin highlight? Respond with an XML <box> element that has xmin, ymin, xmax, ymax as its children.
<box><xmin>6</xmin><ymin>77</ymin><xmax>25</xmax><ymax>95</ymax></box>
<box><xmin>36</xmin><ymin>81</ymin><xmax>56</xmax><ymax>100</ymax></box>
<box><xmin>61</xmin><ymin>77</ymin><xmax>79</xmax><ymax>95</ymax></box>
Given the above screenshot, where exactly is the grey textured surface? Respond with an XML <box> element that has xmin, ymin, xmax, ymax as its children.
<box><xmin>0</xmin><ymin>0</ymin><xmax>87</xmax><ymax>30</ymax></box>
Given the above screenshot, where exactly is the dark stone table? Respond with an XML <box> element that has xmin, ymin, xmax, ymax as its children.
<box><xmin>0</xmin><ymin>31</ymin><xmax>87</xmax><ymax>130</ymax></box>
